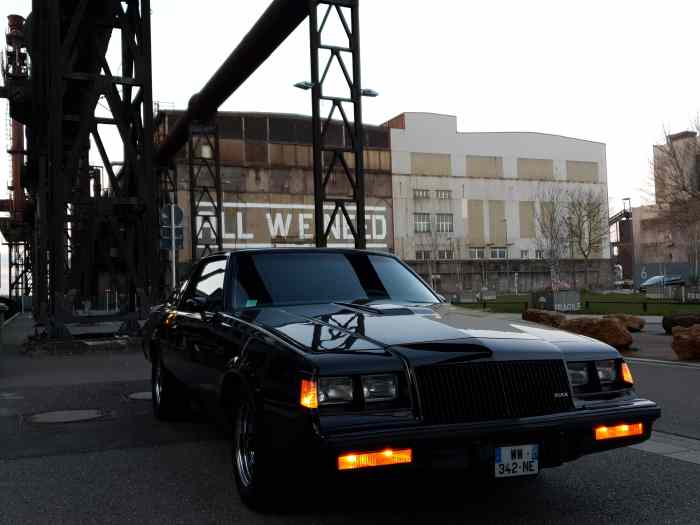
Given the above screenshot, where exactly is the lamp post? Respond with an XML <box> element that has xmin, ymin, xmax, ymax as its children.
<box><xmin>502</xmin><ymin>218</ymin><xmax>510</xmax><ymax>293</ymax></box>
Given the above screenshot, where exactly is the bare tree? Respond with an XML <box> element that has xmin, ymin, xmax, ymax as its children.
<box><xmin>535</xmin><ymin>186</ymin><xmax>568</xmax><ymax>291</ymax></box>
<box><xmin>653</xmin><ymin>128</ymin><xmax>700</xmax><ymax>282</ymax></box>
<box><xmin>564</xmin><ymin>188</ymin><xmax>608</xmax><ymax>288</ymax></box>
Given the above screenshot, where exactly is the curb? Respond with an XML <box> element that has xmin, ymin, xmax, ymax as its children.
<box><xmin>626</xmin><ymin>357</ymin><xmax>700</xmax><ymax>369</ymax></box>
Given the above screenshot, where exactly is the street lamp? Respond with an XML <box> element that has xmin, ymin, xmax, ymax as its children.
<box><xmin>294</xmin><ymin>82</ymin><xmax>379</xmax><ymax>98</ymax></box>
<box><xmin>502</xmin><ymin>218</ymin><xmax>510</xmax><ymax>293</ymax></box>
<box><xmin>293</xmin><ymin>81</ymin><xmax>314</xmax><ymax>91</ymax></box>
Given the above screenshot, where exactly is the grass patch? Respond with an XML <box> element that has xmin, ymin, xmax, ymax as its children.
<box><xmin>457</xmin><ymin>291</ymin><xmax>700</xmax><ymax>316</ymax></box>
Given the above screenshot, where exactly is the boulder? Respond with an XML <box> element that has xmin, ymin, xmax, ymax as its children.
<box><xmin>559</xmin><ymin>317</ymin><xmax>634</xmax><ymax>349</ymax></box>
<box><xmin>671</xmin><ymin>325</ymin><xmax>700</xmax><ymax>361</ymax></box>
<box><xmin>604</xmin><ymin>314</ymin><xmax>646</xmax><ymax>333</ymax></box>
<box><xmin>522</xmin><ymin>309</ymin><xmax>565</xmax><ymax>328</ymax></box>
<box><xmin>662</xmin><ymin>313</ymin><xmax>700</xmax><ymax>335</ymax></box>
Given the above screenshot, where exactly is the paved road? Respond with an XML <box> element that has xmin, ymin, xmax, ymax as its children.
<box><xmin>0</xmin><ymin>363</ymin><xmax>697</xmax><ymax>524</ymax></box>
<box><xmin>1</xmin><ymin>315</ymin><xmax>699</xmax><ymax>524</ymax></box>
<box><xmin>631</xmin><ymin>360</ymin><xmax>700</xmax><ymax>439</ymax></box>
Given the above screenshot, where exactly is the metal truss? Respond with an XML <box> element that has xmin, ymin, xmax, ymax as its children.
<box><xmin>188</xmin><ymin>123</ymin><xmax>223</xmax><ymax>260</ymax></box>
<box><xmin>27</xmin><ymin>0</ymin><xmax>157</xmax><ymax>329</ymax></box>
<box><xmin>309</xmin><ymin>0</ymin><xmax>367</xmax><ymax>249</ymax></box>
<box><xmin>157</xmin><ymin>163</ymin><xmax>179</xmax><ymax>291</ymax></box>
<box><xmin>6</xmin><ymin>241</ymin><xmax>32</xmax><ymax>300</ymax></box>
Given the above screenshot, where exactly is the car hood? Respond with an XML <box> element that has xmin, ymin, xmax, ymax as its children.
<box><xmin>244</xmin><ymin>302</ymin><xmax>619</xmax><ymax>362</ymax></box>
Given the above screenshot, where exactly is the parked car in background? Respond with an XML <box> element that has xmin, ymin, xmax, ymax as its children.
<box><xmin>639</xmin><ymin>275</ymin><xmax>684</xmax><ymax>292</ymax></box>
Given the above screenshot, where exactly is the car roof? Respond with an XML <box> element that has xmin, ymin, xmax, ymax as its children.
<box><xmin>207</xmin><ymin>247</ymin><xmax>396</xmax><ymax>258</ymax></box>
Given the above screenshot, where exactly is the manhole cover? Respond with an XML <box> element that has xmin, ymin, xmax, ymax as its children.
<box><xmin>29</xmin><ymin>409</ymin><xmax>105</xmax><ymax>424</ymax></box>
<box><xmin>0</xmin><ymin>393</ymin><xmax>23</xmax><ymax>401</ymax></box>
<box><xmin>128</xmin><ymin>391</ymin><xmax>152</xmax><ymax>401</ymax></box>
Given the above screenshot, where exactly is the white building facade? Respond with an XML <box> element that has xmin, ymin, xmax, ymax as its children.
<box><xmin>387</xmin><ymin>112</ymin><xmax>611</xmax><ymax>294</ymax></box>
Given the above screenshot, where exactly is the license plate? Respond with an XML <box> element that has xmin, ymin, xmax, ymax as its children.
<box><xmin>495</xmin><ymin>444</ymin><xmax>539</xmax><ymax>478</ymax></box>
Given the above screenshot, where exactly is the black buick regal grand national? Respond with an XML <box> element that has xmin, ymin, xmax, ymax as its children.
<box><xmin>144</xmin><ymin>248</ymin><xmax>660</xmax><ymax>509</ymax></box>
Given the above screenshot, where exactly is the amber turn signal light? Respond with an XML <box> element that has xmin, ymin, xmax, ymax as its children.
<box><xmin>337</xmin><ymin>448</ymin><xmax>413</xmax><ymax>471</ymax></box>
<box><xmin>595</xmin><ymin>423</ymin><xmax>644</xmax><ymax>441</ymax></box>
<box><xmin>621</xmin><ymin>362</ymin><xmax>634</xmax><ymax>385</ymax></box>
<box><xmin>300</xmin><ymin>379</ymin><xmax>318</xmax><ymax>409</ymax></box>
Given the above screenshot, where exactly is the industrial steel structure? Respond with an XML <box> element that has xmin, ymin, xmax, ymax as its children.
<box><xmin>0</xmin><ymin>0</ymin><xmax>369</xmax><ymax>335</ymax></box>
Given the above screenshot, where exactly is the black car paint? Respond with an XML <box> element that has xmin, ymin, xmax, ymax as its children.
<box><xmin>146</xmin><ymin>249</ymin><xmax>661</xmax><ymax>473</ymax></box>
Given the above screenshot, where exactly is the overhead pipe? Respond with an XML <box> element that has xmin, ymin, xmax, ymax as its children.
<box><xmin>156</xmin><ymin>0</ymin><xmax>310</xmax><ymax>164</ymax></box>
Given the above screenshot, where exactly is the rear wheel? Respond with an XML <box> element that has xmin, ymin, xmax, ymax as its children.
<box><xmin>151</xmin><ymin>354</ymin><xmax>187</xmax><ymax>420</ymax></box>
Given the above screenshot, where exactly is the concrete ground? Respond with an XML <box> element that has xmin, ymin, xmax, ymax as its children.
<box><xmin>1</xmin><ymin>312</ymin><xmax>699</xmax><ymax>524</ymax></box>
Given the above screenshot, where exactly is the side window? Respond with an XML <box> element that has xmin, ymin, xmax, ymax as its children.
<box><xmin>182</xmin><ymin>258</ymin><xmax>227</xmax><ymax>312</ymax></box>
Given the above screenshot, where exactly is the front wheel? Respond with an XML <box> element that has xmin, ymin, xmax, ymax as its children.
<box><xmin>232</xmin><ymin>397</ymin><xmax>277</xmax><ymax>511</ymax></box>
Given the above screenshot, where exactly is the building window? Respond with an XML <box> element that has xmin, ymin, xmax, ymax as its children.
<box><xmin>413</xmin><ymin>189</ymin><xmax>430</xmax><ymax>200</ymax></box>
<box><xmin>437</xmin><ymin>249</ymin><xmax>454</xmax><ymax>260</ymax></box>
<box><xmin>520</xmin><ymin>249</ymin><xmax>530</xmax><ymax>259</ymax></box>
<box><xmin>469</xmin><ymin>247</ymin><xmax>485</xmax><ymax>260</ymax></box>
<box><xmin>535</xmin><ymin>249</ymin><xmax>545</xmax><ymax>260</ymax></box>
<box><xmin>415</xmin><ymin>250</ymin><xmax>432</xmax><ymax>261</ymax></box>
<box><xmin>436</xmin><ymin>190</ymin><xmax>452</xmax><ymax>200</ymax></box>
<box><xmin>436</xmin><ymin>213</ymin><xmax>454</xmax><ymax>233</ymax></box>
<box><xmin>490</xmin><ymin>247</ymin><xmax>507</xmax><ymax>260</ymax></box>
<box><xmin>414</xmin><ymin>213</ymin><xmax>431</xmax><ymax>233</ymax></box>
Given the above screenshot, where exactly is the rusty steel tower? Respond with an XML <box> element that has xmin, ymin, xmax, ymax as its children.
<box><xmin>1</xmin><ymin>0</ymin><xmax>369</xmax><ymax>335</ymax></box>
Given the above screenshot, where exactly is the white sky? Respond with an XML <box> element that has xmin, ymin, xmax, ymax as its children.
<box><xmin>2</xmin><ymin>0</ymin><xmax>700</xmax><ymax>291</ymax></box>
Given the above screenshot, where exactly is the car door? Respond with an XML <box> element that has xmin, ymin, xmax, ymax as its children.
<box><xmin>203</xmin><ymin>254</ymin><xmax>256</xmax><ymax>392</ymax></box>
<box><xmin>169</xmin><ymin>257</ymin><xmax>228</xmax><ymax>396</ymax></box>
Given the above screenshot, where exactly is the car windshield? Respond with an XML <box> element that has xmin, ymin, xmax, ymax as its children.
<box><xmin>232</xmin><ymin>252</ymin><xmax>438</xmax><ymax>308</ymax></box>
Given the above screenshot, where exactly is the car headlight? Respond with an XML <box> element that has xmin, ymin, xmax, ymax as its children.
<box><xmin>318</xmin><ymin>377</ymin><xmax>354</xmax><ymax>405</ymax></box>
<box><xmin>361</xmin><ymin>374</ymin><xmax>398</xmax><ymax>402</ymax></box>
<box><xmin>596</xmin><ymin>360</ymin><xmax>618</xmax><ymax>384</ymax></box>
<box><xmin>567</xmin><ymin>362</ymin><xmax>590</xmax><ymax>387</ymax></box>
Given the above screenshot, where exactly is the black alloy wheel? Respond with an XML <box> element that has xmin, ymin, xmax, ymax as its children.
<box><xmin>232</xmin><ymin>397</ymin><xmax>276</xmax><ymax>511</ymax></box>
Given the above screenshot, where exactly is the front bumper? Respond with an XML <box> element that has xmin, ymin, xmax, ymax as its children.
<box><xmin>320</xmin><ymin>399</ymin><xmax>661</xmax><ymax>471</ymax></box>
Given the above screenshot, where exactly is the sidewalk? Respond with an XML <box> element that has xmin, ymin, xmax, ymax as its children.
<box><xmin>0</xmin><ymin>314</ymin><xmax>149</xmax><ymax>389</ymax></box>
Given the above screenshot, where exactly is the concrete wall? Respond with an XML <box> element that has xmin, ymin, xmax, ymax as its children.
<box><xmin>407</xmin><ymin>259</ymin><xmax>612</xmax><ymax>298</ymax></box>
<box><xmin>389</xmin><ymin>113</ymin><xmax>611</xmax><ymax>263</ymax></box>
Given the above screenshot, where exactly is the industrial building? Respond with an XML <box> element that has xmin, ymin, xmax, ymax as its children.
<box><xmin>157</xmin><ymin>109</ymin><xmax>613</xmax><ymax>297</ymax></box>
<box><xmin>156</xmin><ymin>110</ymin><xmax>393</xmax><ymax>271</ymax></box>
<box><xmin>610</xmin><ymin>131</ymin><xmax>700</xmax><ymax>287</ymax></box>
<box><xmin>387</xmin><ymin>112</ymin><xmax>611</xmax><ymax>297</ymax></box>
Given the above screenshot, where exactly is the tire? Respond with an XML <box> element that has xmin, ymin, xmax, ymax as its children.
<box><xmin>232</xmin><ymin>396</ymin><xmax>276</xmax><ymax>511</ymax></box>
<box><xmin>151</xmin><ymin>353</ymin><xmax>188</xmax><ymax>420</ymax></box>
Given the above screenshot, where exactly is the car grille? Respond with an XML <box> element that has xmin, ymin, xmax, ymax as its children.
<box><xmin>415</xmin><ymin>360</ymin><xmax>574</xmax><ymax>424</ymax></box>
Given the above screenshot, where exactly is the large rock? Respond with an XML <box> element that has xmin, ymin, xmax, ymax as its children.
<box><xmin>604</xmin><ymin>314</ymin><xmax>646</xmax><ymax>333</ymax></box>
<box><xmin>522</xmin><ymin>309</ymin><xmax>565</xmax><ymax>328</ymax></box>
<box><xmin>672</xmin><ymin>325</ymin><xmax>700</xmax><ymax>361</ymax></box>
<box><xmin>663</xmin><ymin>313</ymin><xmax>700</xmax><ymax>335</ymax></box>
<box><xmin>559</xmin><ymin>317</ymin><xmax>634</xmax><ymax>349</ymax></box>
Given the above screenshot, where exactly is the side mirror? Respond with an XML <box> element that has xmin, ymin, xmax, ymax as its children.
<box><xmin>185</xmin><ymin>297</ymin><xmax>207</xmax><ymax>313</ymax></box>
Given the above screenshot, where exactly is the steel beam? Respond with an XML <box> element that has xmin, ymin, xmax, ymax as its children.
<box><xmin>21</xmin><ymin>0</ymin><xmax>156</xmax><ymax>332</ymax></box>
<box><xmin>309</xmin><ymin>0</ymin><xmax>366</xmax><ymax>249</ymax></box>
<box><xmin>188</xmin><ymin>123</ymin><xmax>223</xmax><ymax>260</ymax></box>
<box><xmin>157</xmin><ymin>0</ymin><xmax>310</xmax><ymax>163</ymax></box>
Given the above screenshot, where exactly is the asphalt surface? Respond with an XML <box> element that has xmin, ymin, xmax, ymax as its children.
<box><xmin>633</xmin><ymin>361</ymin><xmax>700</xmax><ymax>440</ymax></box>
<box><xmin>1</xmin><ymin>315</ymin><xmax>699</xmax><ymax>524</ymax></box>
